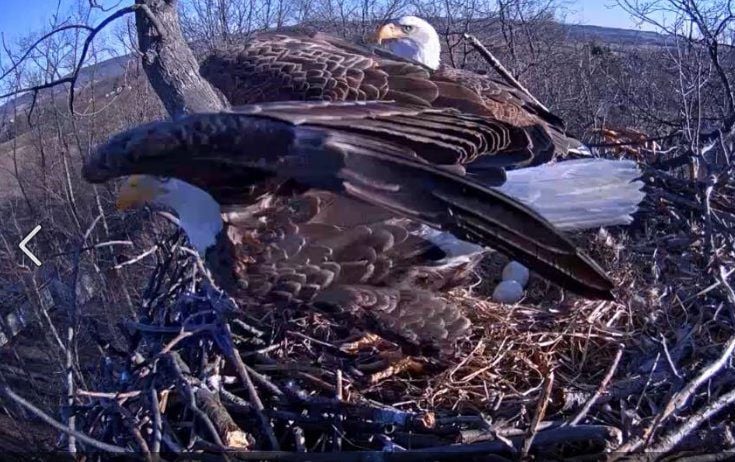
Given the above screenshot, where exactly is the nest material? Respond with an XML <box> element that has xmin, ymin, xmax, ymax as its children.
<box><xmin>54</xmin><ymin>157</ymin><xmax>735</xmax><ymax>459</ymax></box>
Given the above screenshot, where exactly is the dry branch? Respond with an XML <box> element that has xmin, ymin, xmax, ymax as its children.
<box><xmin>463</xmin><ymin>33</ymin><xmax>549</xmax><ymax>113</ymax></box>
<box><xmin>1</xmin><ymin>386</ymin><xmax>132</xmax><ymax>454</ymax></box>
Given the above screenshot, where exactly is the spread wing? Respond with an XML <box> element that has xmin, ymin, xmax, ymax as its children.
<box><xmin>198</xmin><ymin>28</ymin><xmax>577</xmax><ymax>166</ymax></box>
<box><xmin>84</xmin><ymin>101</ymin><xmax>614</xmax><ymax>299</ymax></box>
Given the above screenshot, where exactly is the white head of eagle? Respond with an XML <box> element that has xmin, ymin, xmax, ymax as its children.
<box><xmin>117</xmin><ymin>175</ymin><xmax>223</xmax><ymax>255</ymax></box>
<box><xmin>376</xmin><ymin>16</ymin><xmax>442</xmax><ymax>70</ymax></box>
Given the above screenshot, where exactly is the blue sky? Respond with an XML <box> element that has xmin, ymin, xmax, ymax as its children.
<box><xmin>0</xmin><ymin>0</ymin><xmax>126</xmax><ymax>46</ymax></box>
<box><xmin>566</xmin><ymin>1</ymin><xmax>648</xmax><ymax>29</ymax></box>
<box><xmin>0</xmin><ymin>0</ymin><xmax>658</xmax><ymax>47</ymax></box>
<box><xmin>1</xmin><ymin>0</ymin><xmax>82</xmax><ymax>44</ymax></box>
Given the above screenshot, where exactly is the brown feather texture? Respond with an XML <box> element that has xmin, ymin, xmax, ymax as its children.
<box><xmin>209</xmin><ymin>194</ymin><xmax>471</xmax><ymax>354</ymax></box>
<box><xmin>84</xmin><ymin>101</ymin><xmax>615</xmax><ymax>352</ymax></box>
<box><xmin>198</xmin><ymin>28</ymin><xmax>580</xmax><ymax>165</ymax></box>
<box><xmin>85</xmin><ymin>101</ymin><xmax>613</xmax><ymax>293</ymax></box>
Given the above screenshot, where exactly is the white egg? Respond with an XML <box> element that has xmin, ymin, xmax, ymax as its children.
<box><xmin>492</xmin><ymin>280</ymin><xmax>524</xmax><ymax>304</ymax></box>
<box><xmin>502</xmin><ymin>261</ymin><xmax>530</xmax><ymax>287</ymax></box>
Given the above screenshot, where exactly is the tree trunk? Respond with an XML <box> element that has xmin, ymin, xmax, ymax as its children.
<box><xmin>134</xmin><ymin>0</ymin><xmax>227</xmax><ymax>117</ymax></box>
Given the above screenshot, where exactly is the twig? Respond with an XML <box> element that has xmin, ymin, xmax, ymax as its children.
<box><xmin>703</xmin><ymin>175</ymin><xmax>717</xmax><ymax>254</ymax></box>
<box><xmin>196</xmin><ymin>387</ymin><xmax>251</xmax><ymax>449</ymax></box>
<box><xmin>293</xmin><ymin>427</ymin><xmax>306</xmax><ymax>452</ymax></box>
<box><xmin>717</xmin><ymin>265</ymin><xmax>735</xmax><ymax>306</ymax></box>
<box><xmin>231</xmin><ymin>318</ymin><xmax>265</xmax><ymax>338</ymax></box>
<box><xmin>0</xmin><ymin>24</ymin><xmax>92</xmax><ymax>82</ymax></box>
<box><xmin>165</xmin><ymin>352</ymin><xmax>227</xmax><ymax>449</ymax></box>
<box><xmin>690</xmin><ymin>267</ymin><xmax>735</xmax><ymax>300</ymax></box>
<box><xmin>201</xmin><ymin>425</ymin><xmax>619</xmax><ymax>460</ymax></box>
<box><xmin>243</xmin><ymin>363</ymin><xmax>285</xmax><ymax>398</ymax></box>
<box><xmin>336</xmin><ymin>369</ymin><xmax>344</xmax><ymax>401</ymax></box>
<box><xmin>82</xmin><ymin>213</ymin><xmax>104</xmax><ymax>243</ymax></box>
<box><xmin>522</xmin><ymin>370</ymin><xmax>554</xmax><ymax>455</ymax></box>
<box><xmin>570</xmin><ymin>345</ymin><xmax>625</xmax><ymax>425</ymax></box>
<box><xmin>660</xmin><ymin>335</ymin><xmax>683</xmax><ymax>379</ymax></box>
<box><xmin>216</xmin><ymin>323</ymin><xmax>280</xmax><ymax>450</ymax></box>
<box><xmin>113</xmin><ymin>244</ymin><xmax>158</xmax><ymax>269</ymax></box>
<box><xmin>648</xmin><ymin>386</ymin><xmax>735</xmax><ymax>453</ymax></box>
<box><xmin>157</xmin><ymin>324</ymin><xmax>214</xmax><ymax>356</ymax></box>
<box><xmin>220</xmin><ymin>388</ymin><xmax>253</xmax><ymax>414</ymax></box>
<box><xmin>463</xmin><ymin>33</ymin><xmax>549</xmax><ymax>113</ymax></box>
<box><xmin>0</xmin><ymin>386</ymin><xmax>132</xmax><ymax>453</ymax></box>
<box><xmin>114</xmin><ymin>401</ymin><xmax>153</xmax><ymax>461</ymax></box>
<box><xmin>190</xmin><ymin>424</ymin><xmax>620</xmax><ymax>461</ymax></box>
<box><xmin>65</xmin><ymin>249</ymin><xmax>81</xmax><ymax>454</ymax></box>
<box><xmin>0</xmin><ymin>5</ymin><xmax>139</xmax><ymax>115</ymax></box>
<box><xmin>76</xmin><ymin>389</ymin><xmax>142</xmax><ymax>399</ymax></box>
<box><xmin>287</xmin><ymin>330</ymin><xmax>344</xmax><ymax>354</ymax></box>
<box><xmin>618</xmin><ymin>333</ymin><xmax>735</xmax><ymax>452</ymax></box>
<box><xmin>149</xmin><ymin>386</ymin><xmax>162</xmax><ymax>454</ymax></box>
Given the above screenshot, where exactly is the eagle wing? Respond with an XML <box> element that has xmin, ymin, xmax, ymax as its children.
<box><xmin>84</xmin><ymin>101</ymin><xmax>614</xmax><ymax>299</ymax></box>
<box><xmin>198</xmin><ymin>28</ymin><xmax>574</xmax><ymax>166</ymax></box>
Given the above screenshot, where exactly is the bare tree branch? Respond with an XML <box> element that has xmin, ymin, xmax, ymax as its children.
<box><xmin>0</xmin><ymin>5</ymin><xmax>139</xmax><ymax>116</ymax></box>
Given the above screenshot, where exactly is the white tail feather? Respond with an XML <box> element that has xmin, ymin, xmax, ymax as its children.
<box><xmin>498</xmin><ymin>158</ymin><xmax>645</xmax><ymax>231</ymax></box>
<box><xmin>421</xmin><ymin>159</ymin><xmax>645</xmax><ymax>264</ymax></box>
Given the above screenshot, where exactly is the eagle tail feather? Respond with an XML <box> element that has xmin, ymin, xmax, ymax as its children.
<box><xmin>498</xmin><ymin>159</ymin><xmax>645</xmax><ymax>231</ymax></box>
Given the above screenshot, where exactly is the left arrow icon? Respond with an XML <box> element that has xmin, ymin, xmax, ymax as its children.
<box><xmin>19</xmin><ymin>225</ymin><xmax>42</xmax><ymax>267</ymax></box>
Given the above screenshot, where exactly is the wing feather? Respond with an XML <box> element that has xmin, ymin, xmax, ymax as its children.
<box><xmin>84</xmin><ymin>101</ymin><xmax>614</xmax><ymax>299</ymax></box>
<box><xmin>198</xmin><ymin>28</ymin><xmax>577</xmax><ymax>167</ymax></box>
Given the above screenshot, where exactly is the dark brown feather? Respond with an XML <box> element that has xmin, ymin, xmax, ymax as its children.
<box><xmin>84</xmin><ymin>101</ymin><xmax>614</xmax><ymax>301</ymax></box>
<box><xmin>205</xmin><ymin>192</ymin><xmax>467</xmax><ymax>353</ymax></box>
<box><xmin>199</xmin><ymin>28</ymin><xmax>580</xmax><ymax>165</ymax></box>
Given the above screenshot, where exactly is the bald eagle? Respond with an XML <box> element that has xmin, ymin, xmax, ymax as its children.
<box><xmin>84</xmin><ymin>18</ymin><xmax>644</xmax><ymax>352</ymax></box>
<box><xmin>194</xmin><ymin>16</ymin><xmax>643</xmax><ymax>240</ymax></box>
<box><xmin>84</xmin><ymin>102</ymin><xmax>622</xmax><ymax>353</ymax></box>
<box><xmin>199</xmin><ymin>19</ymin><xmax>582</xmax><ymax>165</ymax></box>
<box><xmin>375</xmin><ymin>16</ymin><xmax>443</xmax><ymax>71</ymax></box>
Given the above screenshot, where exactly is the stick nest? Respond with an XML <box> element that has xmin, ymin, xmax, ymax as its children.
<box><xmin>69</xmin><ymin>154</ymin><xmax>735</xmax><ymax>459</ymax></box>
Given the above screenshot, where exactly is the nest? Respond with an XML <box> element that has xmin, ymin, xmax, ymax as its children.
<box><xmin>48</xmin><ymin>155</ymin><xmax>735</xmax><ymax>460</ymax></box>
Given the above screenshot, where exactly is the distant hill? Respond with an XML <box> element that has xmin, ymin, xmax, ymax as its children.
<box><xmin>0</xmin><ymin>21</ymin><xmax>669</xmax><ymax>121</ymax></box>
<box><xmin>0</xmin><ymin>54</ymin><xmax>134</xmax><ymax>115</ymax></box>
<box><xmin>563</xmin><ymin>23</ymin><xmax>671</xmax><ymax>47</ymax></box>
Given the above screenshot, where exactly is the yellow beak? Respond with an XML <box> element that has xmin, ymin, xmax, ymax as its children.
<box><xmin>375</xmin><ymin>23</ymin><xmax>406</xmax><ymax>44</ymax></box>
<box><xmin>116</xmin><ymin>175</ymin><xmax>159</xmax><ymax>210</ymax></box>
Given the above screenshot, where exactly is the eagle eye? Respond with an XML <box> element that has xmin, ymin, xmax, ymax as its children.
<box><xmin>159</xmin><ymin>176</ymin><xmax>171</xmax><ymax>183</ymax></box>
<box><xmin>401</xmin><ymin>24</ymin><xmax>414</xmax><ymax>33</ymax></box>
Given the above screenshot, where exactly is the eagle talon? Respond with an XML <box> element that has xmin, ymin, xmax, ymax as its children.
<box><xmin>338</xmin><ymin>334</ymin><xmax>427</xmax><ymax>383</ymax></box>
